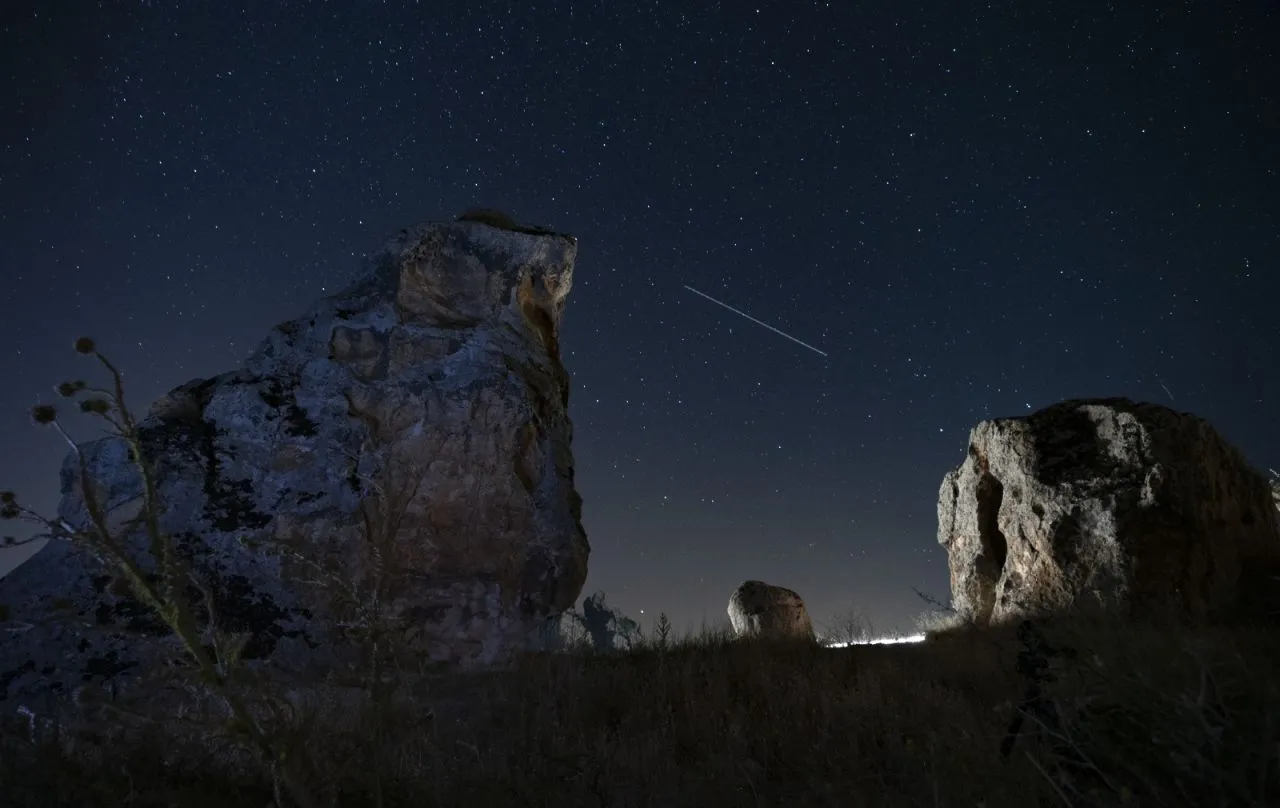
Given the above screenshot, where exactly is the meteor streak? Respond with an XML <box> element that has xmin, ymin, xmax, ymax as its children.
<box><xmin>682</xmin><ymin>285</ymin><xmax>828</xmax><ymax>357</ymax></box>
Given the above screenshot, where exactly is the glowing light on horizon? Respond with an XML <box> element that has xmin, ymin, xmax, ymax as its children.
<box><xmin>824</xmin><ymin>633</ymin><xmax>927</xmax><ymax>648</ymax></box>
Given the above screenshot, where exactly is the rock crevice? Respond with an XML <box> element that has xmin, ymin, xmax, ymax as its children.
<box><xmin>938</xmin><ymin>398</ymin><xmax>1280</xmax><ymax>626</ymax></box>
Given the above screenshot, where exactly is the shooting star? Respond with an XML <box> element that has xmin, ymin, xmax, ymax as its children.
<box><xmin>1158</xmin><ymin>380</ymin><xmax>1175</xmax><ymax>401</ymax></box>
<box><xmin>682</xmin><ymin>285</ymin><xmax>828</xmax><ymax>357</ymax></box>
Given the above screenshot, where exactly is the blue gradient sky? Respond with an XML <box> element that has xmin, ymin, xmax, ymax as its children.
<box><xmin>2</xmin><ymin>1</ymin><xmax>1277</xmax><ymax>636</ymax></box>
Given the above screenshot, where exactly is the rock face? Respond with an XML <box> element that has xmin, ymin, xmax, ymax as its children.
<box><xmin>938</xmin><ymin>398</ymin><xmax>1280</xmax><ymax>626</ymax></box>
<box><xmin>1271</xmin><ymin>471</ymin><xmax>1280</xmax><ymax>524</ymax></box>
<box><xmin>0</xmin><ymin>216</ymin><xmax>590</xmax><ymax>713</ymax></box>
<box><xmin>727</xmin><ymin>580</ymin><xmax>815</xmax><ymax>639</ymax></box>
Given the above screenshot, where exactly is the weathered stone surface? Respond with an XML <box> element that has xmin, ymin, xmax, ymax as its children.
<box><xmin>727</xmin><ymin>580</ymin><xmax>815</xmax><ymax>639</ymax></box>
<box><xmin>0</xmin><ymin>216</ymin><xmax>589</xmax><ymax>715</ymax></box>
<box><xmin>938</xmin><ymin>398</ymin><xmax>1280</xmax><ymax>626</ymax></box>
<box><xmin>1271</xmin><ymin>470</ymin><xmax>1280</xmax><ymax>523</ymax></box>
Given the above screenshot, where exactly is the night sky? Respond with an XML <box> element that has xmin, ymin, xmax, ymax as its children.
<box><xmin>2</xmin><ymin>2</ymin><xmax>1277</xmax><ymax>637</ymax></box>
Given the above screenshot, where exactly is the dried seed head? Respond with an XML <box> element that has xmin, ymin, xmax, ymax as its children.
<box><xmin>73</xmin><ymin>337</ymin><xmax>96</xmax><ymax>355</ymax></box>
<box><xmin>31</xmin><ymin>405</ymin><xmax>58</xmax><ymax>425</ymax></box>
<box><xmin>79</xmin><ymin>398</ymin><xmax>112</xmax><ymax>415</ymax></box>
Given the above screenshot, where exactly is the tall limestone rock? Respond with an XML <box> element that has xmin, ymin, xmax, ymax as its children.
<box><xmin>0</xmin><ymin>215</ymin><xmax>590</xmax><ymax>713</ymax></box>
<box><xmin>938</xmin><ymin>398</ymin><xmax>1280</xmax><ymax>626</ymax></box>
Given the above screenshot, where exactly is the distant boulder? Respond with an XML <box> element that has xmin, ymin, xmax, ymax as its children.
<box><xmin>727</xmin><ymin>580</ymin><xmax>815</xmax><ymax>640</ymax></box>
<box><xmin>938</xmin><ymin>398</ymin><xmax>1280</xmax><ymax>626</ymax></box>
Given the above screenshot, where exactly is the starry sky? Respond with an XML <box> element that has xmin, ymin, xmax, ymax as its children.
<box><xmin>1</xmin><ymin>1</ymin><xmax>1277</xmax><ymax>637</ymax></box>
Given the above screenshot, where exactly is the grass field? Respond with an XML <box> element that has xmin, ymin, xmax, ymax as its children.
<box><xmin>2</xmin><ymin>613</ymin><xmax>1277</xmax><ymax>808</ymax></box>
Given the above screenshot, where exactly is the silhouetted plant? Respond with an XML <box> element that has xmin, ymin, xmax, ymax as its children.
<box><xmin>1000</xmin><ymin>620</ymin><xmax>1078</xmax><ymax>762</ymax></box>
<box><xmin>241</xmin><ymin>436</ymin><xmax>482</xmax><ymax>807</ymax></box>
<box><xmin>652</xmin><ymin>611</ymin><xmax>673</xmax><ymax>650</ymax></box>
<box><xmin>0</xmin><ymin>338</ymin><xmax>320</xmax><ymax>808</ymax></box>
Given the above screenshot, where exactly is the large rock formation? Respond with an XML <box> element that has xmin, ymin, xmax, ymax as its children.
<box><xmin>938</xmin><ymin>398</ymin><xmax>1280</xmax><ymax>626</ymax></box>
<box><xmin>727</xmin><ymin>580</ymin><xmax>815</xmax><ymax>639</ymax></box>
<box><xmin>0</xmin><ymin>215</ymin><xmax>590</xmax><ymax>714</ymax></box>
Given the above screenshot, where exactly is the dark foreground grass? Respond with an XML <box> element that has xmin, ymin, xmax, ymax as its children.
<box><xmin>2</xmin><ymin>617</ymin><xmax>1278</xmax><ymax>808</ymax></box>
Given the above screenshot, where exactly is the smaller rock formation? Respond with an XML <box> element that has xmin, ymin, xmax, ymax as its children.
<box><xmin>727</xmin><ymin>580</ymin><xmax>815</xmax><ymax>639</ymax></box>
<box><xmin>1271</xmin><ymin>469</ymin><xmax>1280</xmax><ymax>524</ymax></box>
<box><xmin>938</xmin><ymin>398</ymin><xmax>1280</xmax><ymax>627</ymax></box>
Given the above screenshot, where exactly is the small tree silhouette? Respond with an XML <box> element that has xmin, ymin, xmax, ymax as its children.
<box><xmin>652</xmin><ymin>612</ymin><xmax>673</xmax><ymax>650</ymax></box>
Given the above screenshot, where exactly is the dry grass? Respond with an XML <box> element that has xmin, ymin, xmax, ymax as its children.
<box><xmin>2</xmin><ymin>614</ymin><xmax>1277</xmax><ymax>808</ymax></box>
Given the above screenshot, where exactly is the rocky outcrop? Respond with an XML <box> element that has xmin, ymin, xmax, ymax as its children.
<box><xmin>727</xmin><ymin>580</ymin><xmax>815</xmax><ymax>639</ymax></box>
<box><xmin>938</xmin><ymin>398</ymin><xmax>1280</xmax><ymax>626</ymax></box>
<box><xmin>1271</xmin><ymin>469</ymin><xmax>1280</xmax><ymax>523</ymax></box>
<box><xmin>0</xmin><ymin>215</ymin><xmax>590</xmax><ymax>714</ymax></box>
